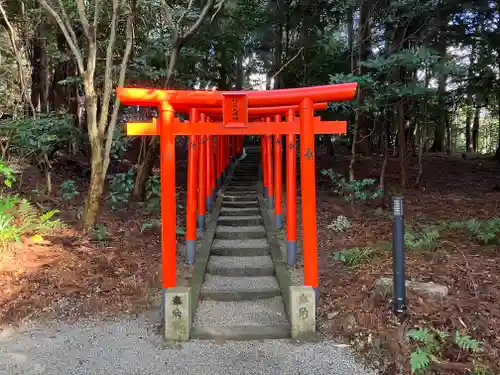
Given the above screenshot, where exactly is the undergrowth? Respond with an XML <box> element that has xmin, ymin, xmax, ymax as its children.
<box><xmin>0</xmin><ymin>162</ymin><xmax>62</xmax><ymax>249</ymax></box>
<box><xmin>332</xmin><ymin>217</ymin><xmax>500</xmax><ymax>267</ymax></box>
<box><xmin>406</xmin><ymin>327</ymin><xmax>486</xmax><ymax>374</ymax></box>
<box><xmin>0</xmin><ymin>195</ymin><xmax>62</xmax><ymax>248</ymax></box>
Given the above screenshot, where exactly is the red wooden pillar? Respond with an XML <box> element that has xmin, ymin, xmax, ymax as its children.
<box><xmin>206</xmin><ymin>127</ymin><xmax>213</xmax><ymax>212</ymax></box>
<box><xmin>265</xmin><ymin>118</ymin><xmax>274</xmax><ymax>209</ymax></box>
<box><xmin>216</xmin><ymin>136</ymin><xmax>222</xmax><ymax>188</ymax></box>
<box><xmin>273</xmin><ymin>114</ymin><xmax>283</xmax><ymax>229</ymax></box>
<box><xmin>197</xmin><ymin>115</ymin><xmax>207</xmax><ymax>229</ymax></box>
<box><xmin>211</xmin><ymin>135</ymin><xmax>217</xmax><ymax>199</ymax></box>
<box><xmin>225</xmin><ymin>136</ymin><xmax>230</xmax><ymax>173</ymax></box>
<box><xmin>299</xmin><ymin>98</ymin><xmax>318</xmax><ymax>291</ymax></box>
<box><xmin>286</xmin><ymin>109</ymin><xmax>297</xmax><ymax>265</ymax></box>
<box><xmin>221</xmin><ymin>136</ymin><xmax>226</xmax><ymax>182</ymax></box>
<box><xmin>159</xmin><ymin>100</ymin><xmax>176</xmax><ymax>289</ymax></box>
<box><xmin>185</xmin><ymin>109</ymin><xmax>199</xmax><ymax>264</ymax></box>
<box><xmin>261</xmin><ymin>136</ymin><xmax>268</xmax><ymax>197</ymax></box>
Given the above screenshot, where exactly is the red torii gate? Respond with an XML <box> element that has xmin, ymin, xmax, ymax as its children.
<box><xmin>117</xmin><ymin>83</ymin><xmax>357</xmax><ymax>293</ymax></box>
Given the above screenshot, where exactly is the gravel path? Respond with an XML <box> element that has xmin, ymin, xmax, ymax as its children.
<box><xmin>0</xmin><ymin>308</ymin><xmax>377</xmax><ymax>375</ymax></box>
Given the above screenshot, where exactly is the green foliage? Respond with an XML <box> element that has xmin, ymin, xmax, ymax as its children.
<box><xmin>145</xmin><ymin>173</ymin><xmax>184</xmax><ymax>212</ymax></box>
<box><xmin>91</xmin><ymin>223</ymin><xmax>108</xmax><ymax>241</ymax></box>
<box><xmin>0</xmin><ymin>113</ymin><xmax>80</xmax><ymax>164</ymax></box>
<box><xmin>454</xmin><ymin>331</ymin><xmax>482</xmax><ymax>353</ymax></box>
<box><xmin>107</xmin><ymin>168</ymin><xmax>135</xmax><ymax>211</ymax></box>
<box><xmin>0</xmin><ymin>161</ymin><xmax>15</xmax><ymax>188</ymax></box>
<box><xmin>110</xmin><ymin>126</ymin><xmax>134</xmax><ymax>160</ymax></box>
<box><xmin>405</xmin><ymin>226</ymin><xmax>441</xmax><ymax>251</ymax></box>
<box><xmin>140</xmin><ymin>219</ymin><xmax>160</xmax><ymax>234</ymax></box>
<box><xmin>321</xmin><ymin>169</ymin><xmax>383</xmax><ymax>204</ymax></box>
<box><xmin>448</xmin><ymin>218</ymin><xmax>500</xmax><ymax>244</ymax></box>
<box><xmin>60</xmin><ymin>180</ymin><xmax>79</xmax><ymax>201</ymax></box>
<box><xmin>407</xmin><ymin>327</ymin><xmax>483</xmax><ymax>374</ymax></box>
<box><xmin>140</xmin><ymin>219</ymin><xmax>185</xmax><ymax>235</ymax></box>
<box><xmin>145</xmin><ymin>173</ymin><xmax>161</xmax><ymax>212</ymax></box>
<box><xmin>332</xmin><ymin>247</ymin><xmax>374</xmax><ymax>267</ymax></box>
<box><xmin>0</xmin><ymin>195</ymin><xmax>62</xmax><ymax>248</ymax></box>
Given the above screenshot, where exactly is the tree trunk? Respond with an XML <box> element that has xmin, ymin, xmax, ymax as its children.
<box><xmin>472</xmin><ymin>106</ymin><xmax>480</xmax><ymax>152</ymax></box>
<box><xmin>31</xmin><ymin>12</ymin><xmax>48</xmax><ymax>112</ymax></box>
<box><xmin>347</xmin><ymin>7</ymin><xmax>354</xmax><ymax>73</ymax></box>
<box><xmin>82</xmin><ymin>92</ymin><xmax>104</xmax><ymax>229</ymax></box>
<box><xmin>133</xmin><ymin>137</ymin><xmax>159</xmax><ymax>200</ymax></box>
<box><xmin>356</xmin><ymin>0</ymin><xmax>373</xmax><ymax>155</ymax></box>
<box><xmin>464</xmin><ymin>46</ymin><xmax>475</xmax><ymax>152</ymax></box>
<box><xmin>430</xmin><ymin>28</ymin><xmax>448</xmax><ymax>152</ymax></box>
<box><xmin>235</xmin><ymin>54</ymin><xmax>244</xmax><ymax>90</ymax></box>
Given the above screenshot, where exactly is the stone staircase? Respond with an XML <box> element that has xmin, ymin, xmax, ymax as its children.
<box><xmin>191</xmin><ymin>152</ymin><xmax>291</xmax><ymax>340</ymax></box>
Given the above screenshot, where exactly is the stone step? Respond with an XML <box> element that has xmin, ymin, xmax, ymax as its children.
<box><xmin>201</xmin><ymin>275</ymin><xmax>281</xmax><ymax>301</ymax></box>
<box><xmin>210</xmin><ymin>239</ymin><xmax>270</xmax><ymax>256</ymax></box>
<box><xmin>215</xmin><ymin>225</ymin><xmax>266</xmax><ymax>240</ymax></box>
<box><xmin>222</xmin><ymin>200</ymin><xmax>259</xmax><ymax>208</ymax></box>
<box><xmin>191</xmin><ymin>298</ymin><xmax>290</xmax><ymax>340</ymax></box>
<box><xmin>227</xmin><ymin>185</ymin><xmax>258</xmax><ymax>191</ymax></box>
<box><xmin>229</xmin><ymin>184</ymin><xmax>257</xmax><ymax>189</ymax></box>
<box><xmin>222</xmin><ymin>194</ymin><xmax>258</xmax><ymax>202</ymax></box>
<box><xmin>229</xmin><ymin>177</ymin><xmax>257</xmax><ymax>186</ymax></box>
<box><xmin>224</xmin><ymin>189</ymin><xmax>258</xmax><ymax>195</ymax></box>
<box><xmin>207</xmin><ymin>255</ymin><xmax>274</xmax><ymax>276</ymax></box>
<box><xmin>218</xmin><ymin>215</ymin><xmax>263</xmax><ymax>226</ymax></box>
<box><xmin>219</xmin><ymin>207</ymin><xmax>261</xmax><ymax>216</ymax></box>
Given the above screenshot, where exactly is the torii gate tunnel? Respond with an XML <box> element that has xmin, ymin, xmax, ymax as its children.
<box><xmin>117</xmin><ymin>83</ymin><xmax>357</xmax><ymax>293</ymax></box>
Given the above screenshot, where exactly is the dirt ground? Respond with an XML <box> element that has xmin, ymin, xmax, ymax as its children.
<box><xmin>0</xmin><ymin>154</ymin><xmax>192</xmax><ymax>325</ymax></box>
<box><xmin>311</xmin><ymin>152</ymin><xmax>500</xmax><ymax>374</ymax></box>
<box><xmin>1</xmin><ymin>149</ymin><xmax>500</xmax><ymax>374</ymax></box>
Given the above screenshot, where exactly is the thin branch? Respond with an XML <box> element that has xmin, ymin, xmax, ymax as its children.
<box><xmin>177</xmin><ymin>0</ymin><xmax>195</xmax><ymax>31</ymax></box>
<box><xmin>76</xmin><ymin>0</ymin><xmax>91</xmax><ymax>38</ymax></box>
<box><xmin>270</xmin><ymin>47</ymin><xmax>304</xmax><ymax>81</ymax></box>
<box><xmin>182</xmin><ymin>0</ymin><xmax>214</xmax><ymax>42</ymax></box>
<box><xmin>210</xmin><ymin>0</ymin><xmax>225</xmax><ymax>23</ymax></box>
<box><xmin>98</xmin><ymin>0</ymin><xmax>120</xmax><ymax>136</ymax></box>
<box><xmin>161</xmin><ymin>0</ymin><xmax>178</xmax><ymax>40</ymax></box>
<box><xmin>56</xmin><ymin>0</ymin><xmax>81</xmax><ymax>55</ymax></box>
<box><xmin>0</xmin><ymin>2</ymin><xmax>36</xmax><ymax>117</ymax></box>
<box><xmin>103</xmin><ymin>0</ymin><xmax>137</xmax><ymax>177</ymax></box>
<box><xmin>39</xmin><ymin>0</ymin><xmax>85</xmax><ymax>74</ymax></box>
<box><xmin>93</xmin><ymin>0</ymin><xmax>101</xmax><ymax>29</ymax></box>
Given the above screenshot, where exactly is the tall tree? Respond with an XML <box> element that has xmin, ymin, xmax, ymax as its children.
<box><xmin>39</xmin><ymin>0</ymin><xmax>137</xmax><ymax>228</ymax></box>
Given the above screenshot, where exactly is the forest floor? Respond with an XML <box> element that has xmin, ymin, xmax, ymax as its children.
<box><xmin>1</xmin><ymin>150</ymin><xmax>500</xmax><ymax>374</ymax></box>
<box><xmin>312</xmin><ymin>151</ymin><xmax>500</xmax><ymax>375</ymax></box>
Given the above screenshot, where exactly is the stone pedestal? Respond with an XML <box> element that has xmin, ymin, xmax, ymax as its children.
<box><xmin>289</xmin><ymin>286</ymin><xmax>315</xmax><ymax>339</ymax></box>
<box><xmin>164</xmin><ymin>287</ymin><xmax>191</xmax><ymax>341</ymax></box>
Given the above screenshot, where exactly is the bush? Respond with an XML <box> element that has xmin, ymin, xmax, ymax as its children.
<box><xmin>0</xmin><ymin>113</ymin><xmax>81</xmax><ymax>193</ymax></box>
<box><xmin>321</xmin><ymin>169</ymin><xmax>383</xmax><ymax>205</ymax></box>
<box><xmin>107</xmin><ymin>168</ymin><xmax>135</xmax><ymax>211</ymax></box>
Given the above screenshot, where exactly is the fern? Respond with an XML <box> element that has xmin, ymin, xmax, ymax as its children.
<box><xmin>448</xmin><ymin>217</ymin><xmax>500</xmax><ymax>244</ymax></box>
<box><xmin>405</xmin><ymin>226</ymin><xmax>440</xmax><ymax>251</ymax></box>
<box><xmin>407</xmin><ymin>327</ymin><xmax>484</xmax><ymax>374</ymax></box>
<box><xmin>332</xmin><ymin>247</ymin><xmax>373</xmax><ymax>266</ymax></box>
<box><xmin>407</xmin><ymin>328</ymin><xmax>431</xmax><ymax>343</ymax></box>
<box><xmin>410</xmin><ymin>348</ymin><xmax>430</xmax><ymax>374</ymax></box>
<box><xmin>0</xmin><ymin>195</ymin><xmax>62</xmax><ymax>249</ymax></box>
<box><xmin>454</xmin><ymin>331</ymin><xmax>482</xmax><ymax>353</ymax></box>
